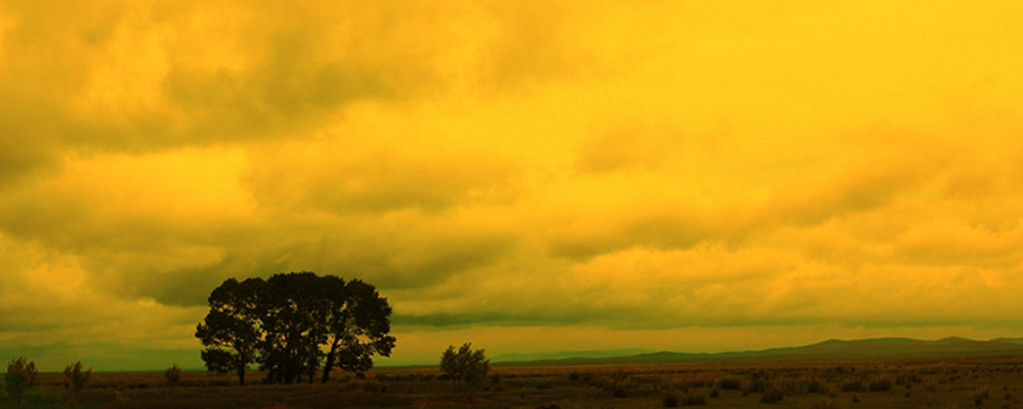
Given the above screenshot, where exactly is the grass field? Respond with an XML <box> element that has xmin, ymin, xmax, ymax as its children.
<box><xmin>5</xmin><ymin>356</ymin><xmax>1023</xmax><ymax>409</ymax></box>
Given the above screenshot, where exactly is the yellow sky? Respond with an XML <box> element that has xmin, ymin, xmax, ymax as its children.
<box><xmin>2</xmin><ymin>1</ymin><xmax>1023</xmax><ymax>369</ymax></box>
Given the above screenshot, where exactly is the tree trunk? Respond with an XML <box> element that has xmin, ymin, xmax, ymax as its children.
<box><xmin>322</xmin><ymin>337</ymin><xmax>341</xmax><ymax>383</ymax></box>
<box><xmin>236</xmin><ymin>352</ymin><xmax>247</xmax><ymax>386</ymax></box>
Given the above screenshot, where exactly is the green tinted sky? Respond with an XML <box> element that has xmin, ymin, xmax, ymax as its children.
<box><xmin>2</xmin><ymin>1</ymin><xmax>1023</xmax><ymax>371</ymax></box>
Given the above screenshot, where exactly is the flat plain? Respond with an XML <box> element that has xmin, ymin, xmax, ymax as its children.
<box><xmin>6</xmin><ymin>356</ymin><xmax>1023</xmax><ymax>409</ymax></box>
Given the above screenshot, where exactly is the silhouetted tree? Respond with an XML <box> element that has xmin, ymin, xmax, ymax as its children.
<box><xmin>64</xmin><ymin>361</ymin><xmax>91</xmax><ymax>405</ymax></box>
<box><xmin>196</xmin><ymin>277</ymin><xmax>263</xmax><ymax>385</ymax></box>
<box><xmin>320</xmin><ymin>278</ymin><xmax>396</xmax><ymax>383</ymax></box>
<box><xmin>5</xmin><ymin>357</ymin><xmax>37</xmax><ymax>405</ymax></box>
<box><xmin>196</xmin><ymin>272</ymin><xmax>395</xmax><ymax>386</ymax></box>
<box><xmin>440</xmin><ymin>342</ymin><xmax>490</xmax><ymax>395</ymax></box>
<box><xmin>259</xmin><ymin>272</ymin><xmax>326</xmax><ymax>384</ymax></box>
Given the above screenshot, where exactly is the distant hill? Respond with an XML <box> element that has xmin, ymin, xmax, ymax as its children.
<box><xmin>490</xmin><ymin>337</ymin><xmax>1023</xmax><ymax>367</ymax></box>
<box><xmin>491</xmin><ymin>348</ymin><xmax>655</xmax><ymax>363</ymax></box>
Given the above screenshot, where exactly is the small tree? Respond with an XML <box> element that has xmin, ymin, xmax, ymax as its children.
<box><xmin>5</xmin><ymin>357</ymin><xmax>38</xmax><ymax>405</ymax></box>
<box><xmin>165</xmin><ymin>364</ymin><xmax>182</xmax><ymax>388</ymax></box>
<box><xmin>440</xmin><ymin>342</ymin><xmax>490</xmax><ymax>395</ymax></box>
<box><xmin>64</xmin><ymin>361</ymin><xmax>92</xmax><ymax>405</ymax></box>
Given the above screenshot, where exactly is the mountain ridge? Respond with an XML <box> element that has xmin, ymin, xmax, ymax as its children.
<box><xmin>489</xmin><ymin>336</ymin><xmax>1023</xmax><ymax>366</ymax></box>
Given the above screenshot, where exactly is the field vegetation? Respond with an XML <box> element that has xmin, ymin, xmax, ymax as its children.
<box><xmin>4</xmin><ymin>356</ymin><xmax>1023</xmax><ymax>408</ymax></box>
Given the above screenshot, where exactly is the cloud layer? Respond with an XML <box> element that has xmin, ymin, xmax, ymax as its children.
<box><xmin>2</xmin><ymin>1</ymin><xmax>1023</xmax><ymax>369</ymax></box>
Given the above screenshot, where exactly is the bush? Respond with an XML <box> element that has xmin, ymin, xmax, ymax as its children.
<box><xmin>64</xmin><ymin>361</ymin><xmax>92</xmax><ymax>403</ymax></box>
<box><xmin>841</xmin><ymin>380</ymin><xmax>866</xmax><ymax>393</ymax></box>
<box><xmin>613</xmin><ymin>387</ymin><xmax>626</xmax><ymax>398</ymax></box>
<box><xmin>5</xmin><ymin>357</ymin><xmax>38</xmax><ymax>405</ymax></box>
<box><xmin>663</xmin><ymin>392</ymin><xmax>680</xmax><ymax>407</ymax></box>
<box><xmin>717</xmin><ymin>377</ymin><xmax>743</xmax><ymax>390</ymax></box>
<box><xmin>709</xmin><ymin>388</ymin><xmax>719</xmax><ymax>398</ymax></box>
<box><xmin>746</xmin><ymin>379</ymin><xmax>766</xmax><ymax>394</ymax></box>
<box><xmin>761</xmin><ymin>386</ymin><xmax>784</xmax><ymax>403</ymax></box>
<box><xmin>807</xmin><ymin>378</ymin><xmax>829</xmax><ymax>394</ymax></box>
<box><xmin>973</xmin><ymin>385</ymin><xmax>990</xmax><ymax>406</ymax></box>
<box><xmin>165</xmin><ymin>364</ymin><xmax>182</xmax><ymax>388</ymax></box>
<box><xmin>569</xmin><ymin>372</ymin><xmax>581</xmax><ymax>381</ymax></box>
<box><xmin>868</xmin><ymin>376</ymin><xmax>892</xmax><ymax>392</ymax></box>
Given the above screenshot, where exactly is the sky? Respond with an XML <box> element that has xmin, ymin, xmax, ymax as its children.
<box><xmin>2</xmin><ymin>1</ymin><xmax>1023</xmax><ymax>371</ymax></box>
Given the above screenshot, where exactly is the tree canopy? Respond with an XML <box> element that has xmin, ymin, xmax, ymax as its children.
<box><xmin>196</xmin><ymin>272</ymin><xmax>395</xmax><ymax>385</ymax></box>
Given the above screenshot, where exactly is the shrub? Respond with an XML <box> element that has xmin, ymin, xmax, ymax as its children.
<box><xmin>165</xmin><ymin>364</ymin><xmax>182</xmax><ymax>388</ymax></box>
<box><xmin>973</xmin><ymin>384</ymin><xmax>990</xmax><ymax>406</ymax></box>
<box><xmin>895</xmin><ymin>373</ymin><xmax>921</xmax><ymax>385</ymax></box>
<box><xmin>663</xmin><ymin>392</ymin><xmax>680</xmax><ymax>407</ymax></box>
<box><xmin>746</xmin><ymin>379</ymin><xmax>766</xmax><ymax>394</ymax></box>
<box><xmin>761</xmin><ymin>385</ymin><xmax>784</xmax><ymax>403</ymax></box>
<box><xmin>64</xmin><ymin>361</ymin><xmax>92</xmax><ymax>405</ymax></box>
<box><xmin>807</xmin><ymin>378</ymin><xmax>829</xmax><ymax>394</ymax></box>
<box><xmin>683</xmin><ymin>393</ymin><xmax>707</xmax><ymax>406</ymax></box>
<box><xmin>569</xmin><ymin>372</ymin><xmax>581</xmax><ymax>381</ymax></box>
<box><xmin>717</xmin><ymin>377</ymin><xmax>743</xmax><ymax>390</ymax></box>
<box><xmin>709</xmin><ymin>388</ymin><xmax>719</xmax><ymax>398</ymax></box>
<box><xmin>613</xmin><ymin>387</ymin><xmax>626</xmax><ymax>398</ymax></box>
<box><xmin>841</xmin><ymin>380</ymin><xmax>865</xmax><ymax>393</ymax></box>
<box><xmin>5</xmin><ymin>357</ymin><xmax>38</xmax><ymax>405</ymax></box>
<box><xmin>868</xmin><ymin>376</ymin><xmax>892</xmax><ymax>392</ymax></box>
<box><xmin>536</xmin><ymin>382</ymin><xmax>553</xmax><ymax>390</ymax></box>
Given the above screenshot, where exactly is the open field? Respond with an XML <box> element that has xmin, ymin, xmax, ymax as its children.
<box><xmin>5</xmin><ymin>356</ymin><xmax>1023</xmax><ymax>409</ymax></box>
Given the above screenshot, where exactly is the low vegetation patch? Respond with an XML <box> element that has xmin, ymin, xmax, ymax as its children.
<box><xmin>717</xmin><ymin>377</ymin><xmax>743</xmax><ymax>390</ymax></box>
<box><xmin>841</xmin><ymin>380</ymin><xmax>866</xmax><ymax>393</ymax></box>
<box><xmin>761</xmin><ymin>384</ymin><xmax>785</xmax><ymax>403</ymax></box>
<box><xmin>868</xmin><ymin>375</ymin><xmax>893</xmax><ymax>392</ymax></box>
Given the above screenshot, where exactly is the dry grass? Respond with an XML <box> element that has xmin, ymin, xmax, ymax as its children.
<box><xmin>4</xmin><ymin>356</ymin><xmax>1023</xmax><ymax>408</ymax></box>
